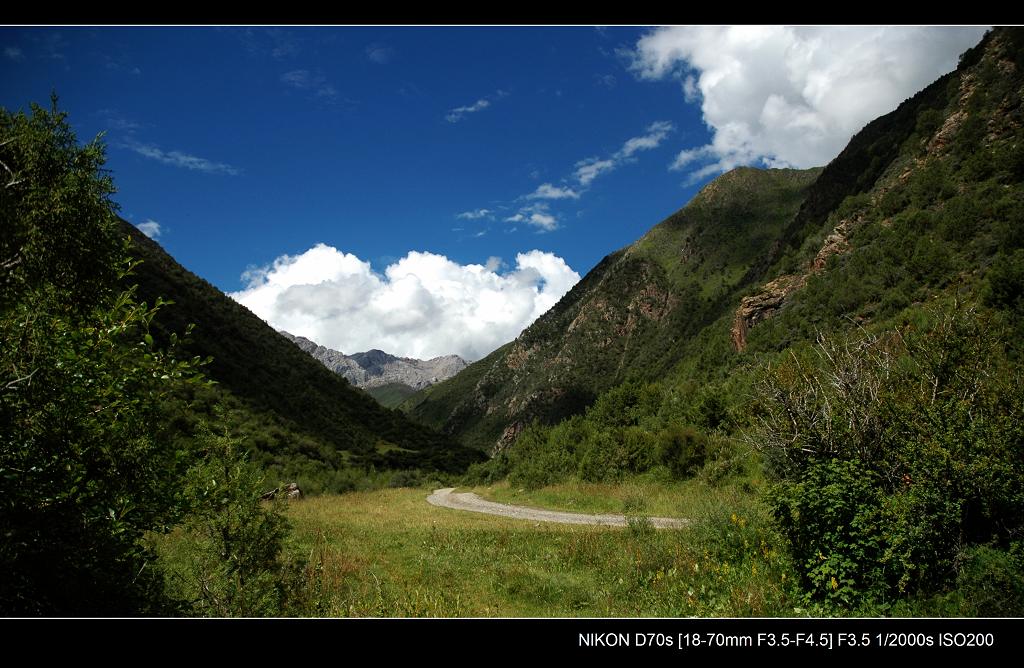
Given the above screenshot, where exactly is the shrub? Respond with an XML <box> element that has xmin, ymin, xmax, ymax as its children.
<box><xmin>751</xmin><ymin>303</ymin><xmax>1024</xmax><ymax>610</ymax></box>
<box><xmin>164</xmin><ymin>422</ymin><xmax>303</xmax><ymax>617</ymax></box>
<box><xmin>656</xmin><ymin>425</ymin><xmax>707</xmax><ymax>478</ymax></box>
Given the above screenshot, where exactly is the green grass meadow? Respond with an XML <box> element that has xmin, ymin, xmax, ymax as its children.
<box><xmin>278</xmin><ymin>482</ymin><xmax>797</xmax><ymax>617</ymax></box>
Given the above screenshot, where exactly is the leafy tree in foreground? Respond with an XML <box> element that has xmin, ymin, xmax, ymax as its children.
<box><xmin>0</xmin><ymin>98</ymin><xmax>202</xmax><ymax>614</ymax></box>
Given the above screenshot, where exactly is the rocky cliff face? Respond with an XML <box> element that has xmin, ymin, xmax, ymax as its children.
<box><xmin>731</xmin><ymin>218</ymin><xmax>855</xmax><ymax>351</ymax></box>
<box><xmin>280</xmin><ymin>332</ymin><xmax>468</xmax><ymax>390</ymax></box>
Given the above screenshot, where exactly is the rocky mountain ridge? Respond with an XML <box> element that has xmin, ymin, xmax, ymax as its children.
<box><xmin>279</xmin><ymin>331</ymin><xmax>468</xmax><ymax>390</ymax></box>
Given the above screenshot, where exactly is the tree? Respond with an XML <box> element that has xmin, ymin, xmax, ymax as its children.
<box><xmin>162</xmin><ymin>421</ymin><xmax>301</xmax><ymax>617</ymax></box>
<box><xmin>0</xmin><ymin>98</ymin><xmax>202</xmax><ymax>614</ymax></box>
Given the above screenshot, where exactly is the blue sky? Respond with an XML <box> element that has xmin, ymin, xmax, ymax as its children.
<box><xmin>0</xmin><ymin>26</ymin><xmax>987</xmax><ymax>359</ymax></box>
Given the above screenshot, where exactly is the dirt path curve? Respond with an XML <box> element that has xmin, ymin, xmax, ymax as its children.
<box><xmin>426</xmin><ymin>488</ymin><xmax>688</xmax><ymax>529</ymax></box>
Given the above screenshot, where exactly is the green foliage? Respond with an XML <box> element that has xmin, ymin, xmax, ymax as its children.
<box><xmin>365</xmin><ymin>382</ymin><xmax>418</xmax><ymax>408</ymax></box>
<box><xmin>947</xmin><ymin>544</ymin><xmax>1024</xmax><ymax>616</ymax></box>
<box><xmin>656</xmin><ymin>425</ymin><xmax>707</xmax><ymax>478</ymax></box>
<box><xmin>506</xmin><ymin>420</ymin><xmax>578</xmax><ymax>489</ymax></box>
<box><xmin>769</xmin><ymin>459</ymin><xmax>887</xmax><ymax>607</ymax></box>
<box><xmin>160</xmin><ymin>423</ymin><xmax>304</xmax><ymax>616</ymax></box>
<box><xmin>753</xmin><ymin>305</ymin><xmax>1024</xmax><ymax>611</ymax></box>
<box><xmin>125</xmin><ymin>212</ymin><xmax>485</xmax><ymax>479</ymax></box>
<box><xmin>0</xmin><ymin>95</ymin><xmax>122</xmax><ymax>310</ymax></box>
<box><xmin>499</xmin><ymin>382</ymin><xmax>722</xmax><ymax>489</ymax></box>
<box><xmin>0</xmin><ymin>99</ymin><xmax>202</xmax><ymax>614</ymax></box>
<box><xmin>984</xmin><ymin>249</ymin><xmax>1024</xmax><ymax>313</ymax></box>
<box><xmin>408</xmin><ymin>168</ymin><xmax>820</xmax><ymax>449</ymax></box>
<box><xmin>587</xmin><ymin>380</ymin><xmax>663</xmax><ymax>429</ymax></box>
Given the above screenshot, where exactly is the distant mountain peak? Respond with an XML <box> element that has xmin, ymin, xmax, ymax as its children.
<box><xmin>279</xmin><ymin>332</ymin><xmax>468</xmax><ymax>392</ymax></box>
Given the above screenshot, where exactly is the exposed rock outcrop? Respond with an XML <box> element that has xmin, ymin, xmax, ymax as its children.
<box><xmin>732</xmin><ymin>215</ymin><xmax>865</xmax><ymax>351</ymax></box>
<box><xmin>731</xmin><ymin>274</ymin><xmax>806</xmax><ymax>351</ymax></box>
<box><xmin>280</xmin><ymin>332</ymin><xmax>468</xmax><ymax>390</ymax></box>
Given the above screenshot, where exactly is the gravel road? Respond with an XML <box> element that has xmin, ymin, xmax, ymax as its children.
<box><xmin>426</xmin><ymin>487</ymin><xmax>688</xmax><ymax>529</ymax></box>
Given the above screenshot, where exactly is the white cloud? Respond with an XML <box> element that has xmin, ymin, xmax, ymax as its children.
<box><xmin>528</xmin><ymin>212</ymin><xmax>558</xmax><ymax>231</ymax></box>
<box><xmin>238</xmin><ymin>28</ymin><xmax>301</xmax><ymax>59</ymax></box>
<box><xmin>574</xmin><ymin>157</ymin><xmax>616</xmax><ymax>186</ymax></box>
<box><xmin>280</xmin><ymin>69</ymin><xmax>338</xmax><ymax>101</ymax></box>
<box><xmin>456</xmin><ymin>208</ymin><xmax>492</xmax><ymax>220</ymax></box>
<box><xmin>96</xmin><ymin>109</ymin><xmax>142</xmax><ymax>132</ymax></box>
<box><xmin>230</xmin><ymin>244</ymin><xmax>580</xmax><ymax>360</ymax></box>
<box><xmin>631</xmin><ymin>26</ymin><xmax>988</xmax><ymax>176</ymax></box>
<box><xmin>505</xmin><ymin>203</ymin><xmax>559</xmax><ymax>232</ymax></box>
<box><xmin>618</xmin><ymin>120</ymin><xmax>674</xmax><ymax>158</ymax></box>
<box><xmin>527</xmin><ymin>183</ymin><xmax>581</xmax><ymax>200</ymax></box>
<box><xmin>4</xmin><ymin>46</ymin><xmax>24</xmax><ymax>61</ymax></box>
<box><xmin>124</xmin><ymin>140</ymin><xmax>240</xmax><ymax>175</ymax></box>
<box><xmin>446</xmin><ymin>98</ymin><xmax>491</xmax><ymax>123</ymax></box>
<box><xmin>135</xmin><ymin>220</ymin><xmax>162</xmax><ymax>239</ymax></box>
<box><xmin>464</xmin><ymin>120</ymin><xmax>672</xmax><ymax>236</ymax></box>
<box><xmin>33</xmin><ymin>32</ymin><xmax>67</xmax><ymax>61</ymax></box>
<box><xmin>572</xmin><ymin>121</ymin><xmax>674</xmax><ymax>186</ymax></box>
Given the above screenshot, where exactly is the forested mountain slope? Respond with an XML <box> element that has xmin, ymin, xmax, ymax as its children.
<box><xmin>123</xmin><ymin>222</ymin><xmax>485</xmax><ymax>488</ymax></box>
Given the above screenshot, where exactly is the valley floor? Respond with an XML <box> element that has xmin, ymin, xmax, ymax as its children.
<box><xmin>284</xmin><ymin>480</ymin><xmax>793</xmax><ymax>617</ymax></box>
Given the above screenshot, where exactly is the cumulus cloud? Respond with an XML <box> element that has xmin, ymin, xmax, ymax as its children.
<box><xmin>527</xmin><ymin>183</ymin><xmax>581</xmax><ymax>200</ymax></box>
<box><xmin>630</xmin><ymin>26</ymin><xmax>988</xmax><ymax>177</ymax></box>
<box><xmin>446</xmin><ymin>98</ymin><xmax>491</xmax><ymax>123</ymax></box>
<box><xmin>135</xmin><ymin>220</ymin><xmax>162</xmax><ymax>239</ymax></box>
<box><xmin>4</xmin><ymin>46</ymin><xmax>24</xmax><ymax>61</ymax></box>
<box><xmin>230</xmin><ymin>244</ymin><xmax>580</xmax><ymax>360</ymax></box>
<box><xmin>124</xmin><ymin>140</ymin><xmax>240</xmax><ymax>175</ymax></box>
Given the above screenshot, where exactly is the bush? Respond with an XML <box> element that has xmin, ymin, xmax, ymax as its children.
<box><xmin>163</xmin><ymin>422</ymin><xmax>303</xmax><ymax>617</ymax></box>
<box><xmin>952</xmin><ymin>544</ymin><xmax>1024</xmax><ymax>616</ymax></box>
<box><xmin>656</xmin><ymin>425</ymin><xmax>707</xmax><ymax>478</ymax></box>
<box><xmin>751</xmin><ymin>303</ymin><xmax>1024</xmax><ymax>610</ymax></box>
<box><xmin>769</xmin><ymin>459</ymin><xmax>887</xmax><ymax>607</ymax></box>
<box><xmin>388</xmin><ymin>470</ymin><xmax>423</xmax><ymax>489</ymax></box>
